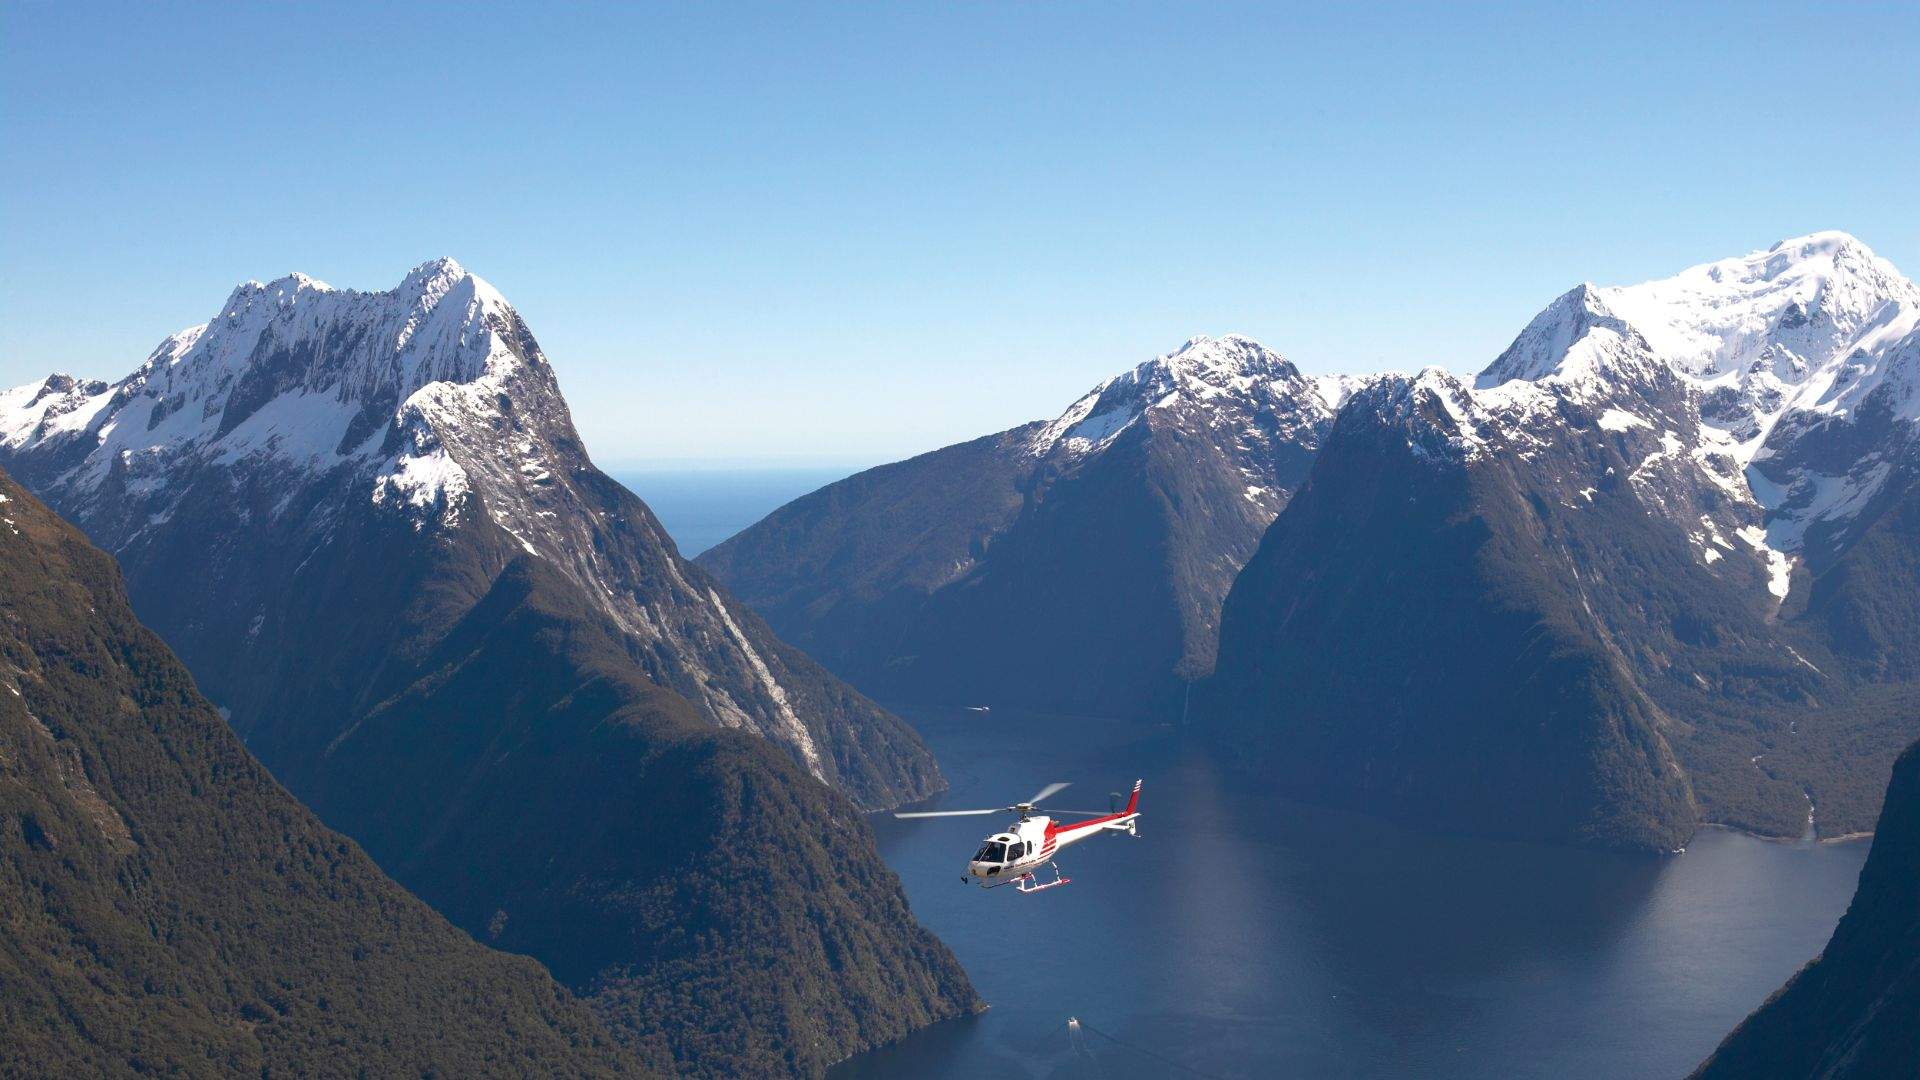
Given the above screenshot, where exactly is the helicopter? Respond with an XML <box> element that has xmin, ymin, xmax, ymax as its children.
<box><xmin>893</xmin><ymin>779</ymin><xmax>1141</xmax><ymax>893</ymax></box>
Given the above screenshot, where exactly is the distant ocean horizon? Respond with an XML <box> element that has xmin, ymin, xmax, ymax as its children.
<box><xmin>612</xmin><ymin>466</ymin><xmax>864</xmax><ymax>557</ymax></box>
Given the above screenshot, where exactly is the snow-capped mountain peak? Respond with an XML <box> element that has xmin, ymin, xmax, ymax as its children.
<box><xmin>1341</xmin><ymin>366</ymin><xmax>1528</xmax><ymax>465</ymax></box>
<box><xmin>1450</xmin><ymin>232</ymin><xmax>1920</xmax><ymax>596</ymax></box>
<box><xmin>1480</xmin><ymin>233</ymin><xmax>1920</xmax><ymax>445</ymax></box>
<box><xmin>1477</xmin><ymin>284</ymin><xmax>1668</xmax><ymax>396</ymax></box>
<box><xmin>1031</xmin><ymin>333</ymin><xmax>1327</xmax><ymax>457</ymax></box>
<box><xmin>1471</xmin><ymin>233</ymin><xmax>1920</xmax><ymax>551</ymax></box>
<box><xmin>164</xmin><ymin>256</ymin><xmax>531</xmax><ymax>413</ymax></box>
<box><xmin>1594</xmin><ymin>231</ymin><xmax>1913</xmax><ymax>382</ymax></box>
<box><xmin>1163</xmin><ymin>332</ymin><xmax>1277</xmax><ymax>371</ymax></box>
<box><xmin>0</xmin><ymin>259</ymin><xmax>559</xmax><ymax>538</ymax></box>
<box><xmin>401</xmin><ymin>255</ymin><xmax>469</xmax><ymax>288</ymax></box>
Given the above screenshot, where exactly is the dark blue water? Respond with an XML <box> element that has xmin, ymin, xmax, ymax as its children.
<box><xmin>613</xmin><ymin>467</ymin><xmax>856</xmax><ymax>556</ymax></box>
<box><xmin>836</xmin><ymin>708</ymin><xmax>1871</xmax><ymax>1080</ymax></box>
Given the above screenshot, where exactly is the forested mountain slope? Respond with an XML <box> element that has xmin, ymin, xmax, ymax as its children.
<box><xmin>0</xmin><ymin>468</ymin><xmax>645</xmax><ymax>1078</ymax></box>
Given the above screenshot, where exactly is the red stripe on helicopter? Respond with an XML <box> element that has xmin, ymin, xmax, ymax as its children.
<box><xmin>1054</xmin><ymin>811</ymin><xmax>1135</xmax><ymax>834</ymax></box>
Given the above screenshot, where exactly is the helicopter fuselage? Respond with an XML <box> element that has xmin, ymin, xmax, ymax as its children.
<box><xmin>967</xmin><ymin>781</ymin><xmax>1140</xmax><ymax>886</ymax></box>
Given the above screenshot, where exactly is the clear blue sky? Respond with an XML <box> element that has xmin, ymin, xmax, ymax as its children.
<box><xmin>5</xmin><ymin>3</ymin><xmax>1917</xmax><ymax>468</ymax></box>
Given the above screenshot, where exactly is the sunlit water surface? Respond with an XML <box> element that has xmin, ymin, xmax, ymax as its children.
<box><xmin>835</xmin><ymin>708</ymin><xmax>1870</xmax><ymax>1080</ymax></box>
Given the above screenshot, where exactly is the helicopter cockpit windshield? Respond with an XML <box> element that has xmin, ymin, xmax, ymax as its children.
<box><xmin>973</xmin><ymin>840</ymin><xmax>1008</xmax><ymax>864</ymax></box>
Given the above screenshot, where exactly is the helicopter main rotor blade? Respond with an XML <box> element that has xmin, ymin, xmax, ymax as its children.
<box><xmin>1025</xmin><ymin>781</ymin><xmax>1071</xmax><ymax>805</ymax></box>
<box><xmin>1045</xmin><ymin>809</ymin><xmax>1116</xmax><ymax>818</ymax></box>
<box><xmin>892</xmin><ymin>808</ymin><xmax>1001</xmax><ymax>819</ymax></box>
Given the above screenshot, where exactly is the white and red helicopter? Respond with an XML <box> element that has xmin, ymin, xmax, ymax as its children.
<box><xmin>894</xmin><ymin>780</ymin><xmax>1141</xmax><ymax>893</ymax></box>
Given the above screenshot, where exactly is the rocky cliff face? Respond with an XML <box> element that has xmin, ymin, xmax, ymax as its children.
<box><xmin>0</xmin><ymin>468</ymin><xmax>646</xmax><ymax>1077</ymax></box>
<box><xmin>1204</xmin><ymin>233</ymin><xmax>1920</xmax><ymax>848</ymax></box>
<box><xmin>700</xmin><ymin>334</ymin><xmax>1341</xmax><ymax>719</ymax></box>
<box><xmin>0</xmin><ymin>261</ymin><xmax>974</xmax><ymax>1077</ymax></box>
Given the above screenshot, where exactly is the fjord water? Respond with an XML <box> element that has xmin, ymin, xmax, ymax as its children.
<box><xmin>837</xmin><ymin>708</ymin><xmax>1870</xmax><ymax>1080</ymax></box>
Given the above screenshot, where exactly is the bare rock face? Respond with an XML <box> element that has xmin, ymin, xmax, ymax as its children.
<box><xmin>0</xmin><ymin>261</ymin><xmax>974</xmax><ymax>1077</ymax></box>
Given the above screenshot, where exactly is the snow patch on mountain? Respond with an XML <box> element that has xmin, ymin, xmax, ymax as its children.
<box><xmin>1737</xmin><ymin>525</ymin><xmax>1795</xmax><ymax>600</ymax></box>
<box><xmin>1060</xmin><ymin>405</ymin><xmax>1136</xmax><ymax>452</ymax></box>
<box><xmin>1759</xmin><ymin>458</ymin><xmax>1896</xmax><ymax>555</ymax></box>
<box><xmin>1313</xmin><ymin>373</ymin><xmax>1363</xmax><ymax>411</ymax></box>
<box><xmin>372</xmin><ymin>441</ymin><xmax>470</xmax><ymax>525</ymax></box>
<box><xmin>1345</xmin><ymin>364</ymin><xmax>1590</xmax><ymax>470</ymax></box>
<box><xmin>0</xmin><ymin>375</ymin><xmax>113</xmax><ymax>449</ymax></box>
<box><xmin>1598</xmin><ymin>408</ymin><xmax>1650</xmax><ymax>432</ymax></box>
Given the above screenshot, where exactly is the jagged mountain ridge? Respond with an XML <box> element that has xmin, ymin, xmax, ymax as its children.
<box><xmin>0</xmin><ymin>262</ymin><xmax>975</xmax><ymax>1077</ymax></box>
<box><xmin>0</xmin><ymin>468</ymin><xmax>645</xmax><ymax>1077</ymax></box>
<box><xmin>1204</xmin><ymin>232</ymin><xmax>1920</xmax><ymax>848</ymax></box>
<box><xmin>699</xmin><ymin>334</ymin><xmax>1340</xmax><ymax>719</ymax></box>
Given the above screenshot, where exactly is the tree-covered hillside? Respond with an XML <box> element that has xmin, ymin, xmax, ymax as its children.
<box><xmin>0</xmin><ymin>468</ymin><xmax>645</xmax><ymax>1078</ymax></box>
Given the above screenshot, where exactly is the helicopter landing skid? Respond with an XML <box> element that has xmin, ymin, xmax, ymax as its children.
<box><xmin>1015</xmin><ymin>862</ymin><xmax>1071</xmax><ymax>894</ymax></box>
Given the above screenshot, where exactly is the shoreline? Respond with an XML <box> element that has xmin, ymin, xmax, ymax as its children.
<box><xmin>1695</xmin><ymin>821</ymin><xmax>1874</xmax><ymax>846</ymax></box>
<box><xmin>1817</xmin><ymin>830</ymin><xmax>1874</xmax><ymax>844</ymax></box>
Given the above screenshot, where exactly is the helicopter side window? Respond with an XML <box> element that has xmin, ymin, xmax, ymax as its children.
<box><xmin>1008</xmin><ymin>840</ymin><xmax>1027</xmax><ymax>861</ymax></box>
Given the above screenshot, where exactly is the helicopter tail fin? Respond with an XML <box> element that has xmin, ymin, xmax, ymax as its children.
<box><xmin>1123</xmin><ymin>779</ymin><xmax>1142</xmax><ymax>816</ymax></box>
